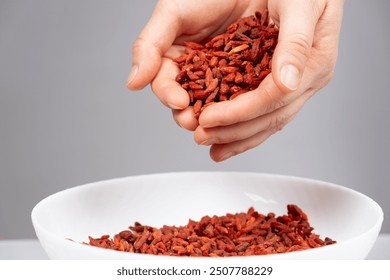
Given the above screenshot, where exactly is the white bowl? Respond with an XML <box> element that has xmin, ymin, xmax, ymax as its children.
<box><xmin>31</xmin><ymin>172</ymin><xmax>383</xmax><ymax>259</ymax></box>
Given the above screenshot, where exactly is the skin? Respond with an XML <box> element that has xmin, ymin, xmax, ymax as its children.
<box><xmin>127</xmin><ymin>0</ymin><xmax>345</xmax><ymax>162</ymax></box>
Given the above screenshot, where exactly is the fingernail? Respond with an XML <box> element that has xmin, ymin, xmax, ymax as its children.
<box><xmin>219</xmin><ymin>152</ymin><xmax>234</xmax><ymax>162</ymax></box>
<box><xmin>174</xmin><ymin>119</ymin><xmax>183</xmax><ymax>128</ymax></box>
<box><xmin>199</xmin><ymin>138</ymin><xmax>216</xmax><ymax>146</ymax></box>
<box><xmin>127</xmin><ymin>65</ymin><xmax>138</xmax><ymax>87</ymax></box>
<box><xmin>167</xmin><ymin>103</ymin><xmax>184</xmax><ymax>110</ymax></box>
<box><xmin>280</xmin><ymin>64</ymin><xmax>300</xmax><ymax>91</ymax></box>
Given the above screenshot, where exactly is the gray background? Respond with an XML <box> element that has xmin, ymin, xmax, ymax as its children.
<box><xmin>0</xmin><ymin>0</ymin><xmax>389</xmax><ymax>239</ymax></box>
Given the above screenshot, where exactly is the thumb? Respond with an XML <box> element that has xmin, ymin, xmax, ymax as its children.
<box><xmin>270</xmin><ymin>0</ymin><xmax>325</xmax><ymax>92</ymax></box>
<box><xmin>127</xmin><ymin>3</ymin><xmax>180</xmax><ymax>90</ymax></box>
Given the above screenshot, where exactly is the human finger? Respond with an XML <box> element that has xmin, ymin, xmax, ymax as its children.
<box><xmin>194</xmin><ymin>94</ymin><xmax>307</xmax><ymax>145</ymax></box>
<box><xmin>269</xmin><ymin>0</ymin><xmax>325</xmax><ymax>92</ymax></box>
<box><xmin>127</xmin><ymin>1</ymin><xmax>180</xmax><ymax>90</ymax></box>
<box><xmin>198</xmin><ymin>74</ymin><xmax>298</xmax><ymax>128</ymax></box>
<box><xmin>151</xmin><ymin>57</ymin><xmax>190</xmax><ymax>109</ymax></box>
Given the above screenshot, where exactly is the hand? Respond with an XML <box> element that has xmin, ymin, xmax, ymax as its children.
<box><xmin>127</xmin><ymin>0</ymin><xmax>344</xmax><ymax>162</ymax></box>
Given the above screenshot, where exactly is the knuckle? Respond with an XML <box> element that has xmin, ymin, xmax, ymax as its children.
<box><xmin>288</xmin><ymin>32</ymin><xmax>312</xmax><ymax>57</ymax></box>
<box><xmin>132</xmin><ymin>37</ymin><xmax>163</xmax><ymax>57</ymax></box>
<box><xmin>132</xmin><ymin>38</ymin><xmax>145</xmax><ymax>53</ymax></box>
<box><xmin>312</xmin><ymin>63</ymin><xmax>336</xmax><ymax>90</ymax></box>
<box><xmin>308</xmin><ymin>49</ymin><xmax>338</xmax><ymax>88</ymax></box>
<box><xmin>260</xmin><ymin>87</ymin><xmax>286</xmax><ymax>113</ymax></box>
<box><xmin>280</xmin><ymin>32</ymin><xmax>312</xmax><ymax>69</ymax></box>
<box><xmin>268</xmin><ymin>113</ymin><xmax>290</xmax><ymax>133</ymax></box>
<box><xmin>322</xmin><ymin>70</ymin><xmax>334</xmax><ymax>86</ymax></box>
<box><xmin>235</xmin><ymin>142</ymin><xmax>255</xmax><ymax>156</ymax></box>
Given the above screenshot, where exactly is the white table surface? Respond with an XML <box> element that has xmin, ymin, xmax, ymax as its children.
<box><xmin>1</xmin><ymin>234</ymin><xmax>389</xmax><ymax>260</ymax></box>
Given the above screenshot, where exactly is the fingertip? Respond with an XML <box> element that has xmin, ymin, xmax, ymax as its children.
<box><xmin>126</xmin><ymin>65</ymin><xmax>142</xmax><ymax>90</ymax></box>
<box><xmin>209</xmin><ymin>146</ymin><xmax>220</xmax><ymax>162</ymax></box>
<box><xmin>150</xmin><ymin>56</ymin><xmax>191</xmax><ymax>109</ymax></box>
<box><xmin>193</xmin><ymin>126</ymin><xmax>210</xmax><ymax>145</ymax></box>
<box><xmin>271</xmin><ymin>44</ymin><xmax>304</xmax><ymax>94</ymax></box>
<box><xmin>167</xmin><ymin>103</ymin><xmax>186</xmax><ymax>110</ymax></box>
<box><xmin>209</xmin><ymin>145</ymin><xmax>234</xmax><ymax>162</ymax></box>
<box><xmin>278</xmin><ymin>63</ymin><xmax>301</xmax><ymax>92</ymax></box>
<box><xmin>198</xmin><ymin>103</ymin><xmax>222</xmax><ymax>128</ymax></box>
<box><xmin>172</xmin><ymin>107</ymin><xmax>198</xmax><ymax>131</ymax></box>
<box><xmin>165</xmin><ymin>90</ymin><xmax>190</xmax><ymax>110</ymax></box>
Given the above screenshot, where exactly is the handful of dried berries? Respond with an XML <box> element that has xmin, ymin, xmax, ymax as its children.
<box><xmin>174</xmin><ymin>9</ymin><xmax>279</xmax><ymax>118</ymax></box>
<box><xmin>86</xmin><ymin>205</ymin><xmax>335</xmax><ymax>257</ymax></box>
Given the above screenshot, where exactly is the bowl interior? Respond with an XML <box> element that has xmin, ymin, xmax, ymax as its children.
<box><xmin>32</xmin><ymin>172</ymin><xmax>383</xmax><ymax>259</ymax></box>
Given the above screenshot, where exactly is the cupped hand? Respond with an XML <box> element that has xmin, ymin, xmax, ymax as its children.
<box><xmin>127</xmin><ymin>0</ymin><xmax>344</xmax><ymax>162</ymax></box>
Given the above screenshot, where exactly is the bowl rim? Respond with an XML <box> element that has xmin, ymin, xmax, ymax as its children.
<box><xmin>31</xmin><ymin>171</ymin><xmax>384</xmax><ymax>259</ymax></box>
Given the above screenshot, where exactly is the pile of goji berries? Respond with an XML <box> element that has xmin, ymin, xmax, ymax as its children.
<box><xmin>174</xmin><ymin>9</ymin><xmax>279</xmax><ymax>118</ymax></box>
<box><xmin>87</xmin><ymin>204</ymin><xmax>335</xmax><ymax>257</ymax></box>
